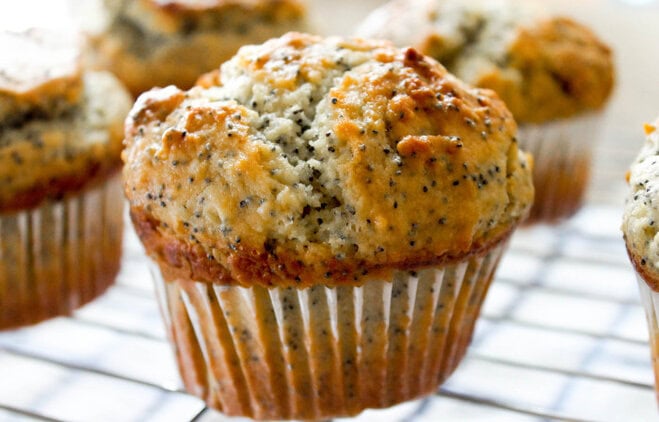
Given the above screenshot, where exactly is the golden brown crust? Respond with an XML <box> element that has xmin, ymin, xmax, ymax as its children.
<box><xmin>356</xmin><ymin>0</ymin><xmax>614</xmax><ymax>123</ymax></box>
<box><xmin>476</xmin><ymin>17</ymin><xmax>614</xmax><ymax>123</ymax></box>
<box><xmin>143</xmin><ymin>0</ymin><xmax>305</xmax><ymax>22</ymax></box>
<box><xmin>89</xmin><ymin>0</ymin><xmax>306</xmax><ymax>95</ymax></box>
<box><xmin>131</xmin><ymin>205</ymin><xmax>514</xmax><ymax>287</ymax></box>
<box><xmin>0</xmin><ymin>72</ymin><xmax>132</xmax><ymax>213</ymax></box>
<box><xmin>123</xmin><ymin>33</ymin><xmax>533</xmax><ymax>287</ymax></box>
<box><xmin>0</xmin><ymin>163</ymin><xmax>120</xmax><ymax>214</ymax></box>
<box><xmin>0</xmin><ymin>29</ymin><xmax>82</xmax><ymax>125</ymax></box>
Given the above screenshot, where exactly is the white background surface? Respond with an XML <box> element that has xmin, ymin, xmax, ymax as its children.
<box><xmin>1</xmin><ymin>0</ymin><xmax>659</xmax><ymax>421</ymax></box>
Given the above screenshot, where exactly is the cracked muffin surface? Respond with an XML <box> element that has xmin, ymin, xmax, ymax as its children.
<box><xmin>623</xmin><ymin>119</ymin><xmax>659</xmax><ymax>290</ymax></box>
<box><xmin>123</xmin><ymin>32</ymin><xmax>533</xmax><ymax>287</ymax></box>
<box><xmin>0</xmin><ymin>29</ymin><xmax>132</xmax><ymax>212</ymax></box>
<box><xmin>0</xmin><ymin>30</ymin><xmax>82</xmax><ymax>126</ymax></box>
<box><xmin>356</xmin><ymin>0</ymin><xmax>614</xmax><ymax>123</ymax></box>
<box><xmin>89</xmin><ymin>0</ymin><xmax>307</xmax><ymax>95</ymax></box>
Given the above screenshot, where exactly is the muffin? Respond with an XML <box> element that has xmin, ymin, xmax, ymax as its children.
<box><xmin>87</xmin><ymin>0</ymin><xmax>307</xmax><ymax>96</ymax></box>
<box><xmin>357</xmin><ymin>0</ymin><xmax>614</xmax><ymax>224</ymax></box>
<box><xmin>0</xmin><ymin>29</ymin><xmax>132</xmax><ymax>330</ymax></box>
<box><xmin>622</xmin><ymin>118</ymin><xmax>659</xmax><ymax>402</ymax></box>
<box><xmin>123</xmin><ymin>32</ymin><xmax>533</xmax><ymax>419</ymax></box>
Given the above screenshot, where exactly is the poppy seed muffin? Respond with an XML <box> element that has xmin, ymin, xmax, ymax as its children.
<box><xmin>357</xmin><ymin>0</ymin><xmax>614</xmax><ymax>224</ymax></box>
<box><xmin>0</xmin><ymin>29</ymin><xmax>132</xmax><ymax>329</ymax></box>
<box><xmin>88</xmin><ymin>0</ymin><xmax>307</xmax><ymax>96</ymax></box>
<box><xmin>124</xmin><ymin>32</ymin><xmax>533</xmax><ymax>419</ymax></box>
<box><xmin>623</xmin><ymin>118</ymin><xmax>659</xmax><ymax>401</ymax></box>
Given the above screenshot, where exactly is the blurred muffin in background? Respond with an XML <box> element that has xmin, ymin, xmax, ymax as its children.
<box><xmin>0</xmin><ymin>29</ymin><xmax>132</xmax><ymax>330</ymax></box>
<box><xmin>87</xmin><ymin>0</ymin><xmax>308</xmax><ymax>96</ymax></box>
<box><xmin>622</xmin><ymin>117</ymin><xmax>659</xmax><ymax>403</ymax></box>
<box><xmin>123</xmin><ymin>32</ymin><xmax>533</xmax><ymax>420</ymax></box>
<box><xmin>357</xmin><ymin>0</ymin><xmax>614</xmax><ymax>224</ymax></box>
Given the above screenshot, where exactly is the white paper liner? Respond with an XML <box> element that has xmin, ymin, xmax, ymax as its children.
<box><xmin>0</xmin><ymin>173</ymin><xmax>124</xmax><ymax>330</ymax></box>
<box><xmin>636</xmin><ymin>275</ymin><xmax>659</xmax><ymax>403</ymax></box>
<box><xmin>152</xmin><ymin>241</ymin><xmax>508</xmax><ymax>420</ymax></box>
<box><xmin>517</xmin><ymin>112</ymin><xmax>604</xmax><ymax>224</ymax></box>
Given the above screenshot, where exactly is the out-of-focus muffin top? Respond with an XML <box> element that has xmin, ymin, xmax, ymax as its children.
<box><xmin>356</xmin><ymin>0</ymin><xmax>615</xmax><ymax>124</ymax></box>
<box><xmin>105</xmin><ymin>0</ymin><xmax>305</xmax><ymax>35</ymax></box>
<box><xmin>124</xmin><ymin>32</ymin><xmax>533</xmax><ymax>287</ymax></box>
<box><xmin>0</xmin><ymin>29</ymin><xmax>132</xmax><ymax>213</ymax></box>
<box><xmin>89</xmin><ymin>0</ymin><xmax>308</xmax><ymax>95</ymax></box>
<box><xmin>623</xmin><ymin>119</ymin><xmax>659</xmax><ymax>291</ymax></box>
<box><xmin>0</xmin><ymin>29</ymin><xmax>82</xmax><ymax>126</ymax></box>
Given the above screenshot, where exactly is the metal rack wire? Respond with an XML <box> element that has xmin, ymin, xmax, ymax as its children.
<box><xmin>0</xmin><ymin>140</ymin><xmax>655</xmax><ymax>422</ymax></box>
<box><xmin>1</xmin><ymin>0</ymin><xmax>658</xmax><ymax>421</ymax></box>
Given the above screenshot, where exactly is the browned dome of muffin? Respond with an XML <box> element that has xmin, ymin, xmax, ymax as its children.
<box><xmin>123</xmin><ymin>32</ymin><xmax>534</xmax><ymax>287</ymax></box>
<box><xmin>88</xmin><ymin>0</ymin><xmax>307</xmax><ymax>95</ymax></box>
<box><xmin>0</xmin><ymin>29</ymin><xmax>132</xmax><ymax>212</ymax></box>
<box><xmin>357</xmin><ymin>0</ymin><xmax>614</xmax><ymax>123</ymax></box>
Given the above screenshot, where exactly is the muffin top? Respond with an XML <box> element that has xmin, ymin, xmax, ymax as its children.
<box><xmin>623</xmin><ymin>119</ymin><xmax>659</xmax><ymax>291</ymax></box>
<box><xmin>0</xmin><ymin>29</ymin><xmax>132</xmax><ymax>213</ymax></box>
<box><xmin>103</xmin><ymin>0</ymin><xmax>305</xmax><ymax>36</ymax></box>
<box><xmin>92</xmin><ymin>0</ymin><xmax>307</xmax><ymax>95</ymax></box>
<box><xmin>124</xmin><ymin>32</ymin><xmax>533</xmax><ymax>287</ymax></box>
<box><xmin>0</xmin><ymin>30</ymin><xmax>82</xmax><ymax>127</ymax></box>
<box><xmin>356</xmin><ymin>0</ymin><xmax>614</xmax><ymax>124</ymax></box>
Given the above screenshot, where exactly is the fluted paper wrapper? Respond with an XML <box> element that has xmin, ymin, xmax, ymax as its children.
<box><xmin>636</xmin><ymin>275</ymin><xmax>659</xmax><ymax>403</ymax></box>
<box><xmin>0</xmin><ymin>174</ymin><xmax>124</xmax><ymax>330</ymax></box>
<box><xmin>152</xmin><ymin>241</ymin><xmax>507</xmax><ymax>420</ymax></box>
<box><xmin>518</xmin><ymin>112</ymin><xmax>604</xmax><ymax>224</ymax></box>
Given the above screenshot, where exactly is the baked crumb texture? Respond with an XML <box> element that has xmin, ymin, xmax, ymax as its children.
<box><xmin>624</xmin><ymin>119</ymin><xmax>659</xmax><ymax>292</ymax></box>
<box><xmin>124</xmin><ymin>32</ymin><xmax>534</xmax><ymax>288</ymax></box>
<box><xmin>0</xmin><ymin>29</ymin><xmax>132</xmax><ymax>213</ymax></box>
<box><xmin>356</xmin><ymin>0</ymin><xmax>614</xmax><ymax>124</ymax></box>
<box><xmin>0</xmin><ymin>29</ymin><xmax>82</xmax><ymax>126</ymax></box>
<box><xmin>89</xmin><ymin>0</ymin><xmax>307</xmax><ymax>95</ymax></box>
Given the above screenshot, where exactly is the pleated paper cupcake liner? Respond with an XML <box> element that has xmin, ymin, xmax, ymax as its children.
<box><xmin>152</xmin><ymin>240</ymin><xmax>507</xmax><ymax>420</ymax></box>
<box><xmin>518</xmin><ymin>112</ymin><xmax>604</xmax><ymax>224</ymax></box>
<box><xmin>0</xmin><ymin>173</ymin><xmax>124</xmax><ymax>330</ymax></box>
<box><xmin>636</xmin><ymin>275</ymin><xmax>659</xmax><ymax>403</ymax></box>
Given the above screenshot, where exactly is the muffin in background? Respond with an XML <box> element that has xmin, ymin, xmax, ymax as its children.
<box><xmin>357</xmin><ymin>0</ymin><xmax>614</xmax><ymax>224</ymax></box>
<box><xmin>124</xmin><ymin>32</ymin><xmax>533</xmax><ymax>419</ymax></box>
<box><xmin>0</xmin><ymin>29</ymin><xmax>132</xmax><ymax>330</ymax></box>
<box><xmin>87</xmin><ymin>0</ymin><xmax>307</xmax><ymax>96</ymax></box>
<box><xmin>622</xmin><ymin>117</ymin><xmax>659</xmax><ymax>403</ymax></box>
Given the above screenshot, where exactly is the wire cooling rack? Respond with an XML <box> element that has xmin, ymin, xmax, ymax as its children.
<box><xmin>1</xmin><ymin>0</ymin><xmax>659</xmax><ymax>421</ymax></box>
<box><xmin>0</xmin><ymin>197</ymin><xmax>654</xmax><ymax>422</ymax></box>
<box><xmin>0</xmin><ymin>97</ymin><xmax>656</xmax><ymax>420</ymax></box>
